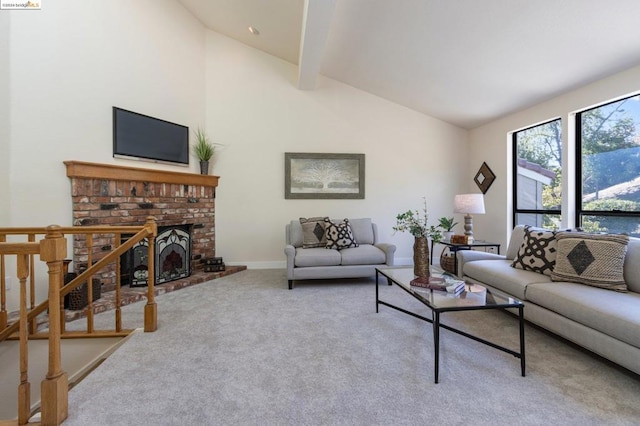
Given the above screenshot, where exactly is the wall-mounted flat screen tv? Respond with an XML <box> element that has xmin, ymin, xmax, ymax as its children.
<box><xmin>113</xmin><ymin>107</ymin><xmax>189</xmax><ymax>165</ymax></box>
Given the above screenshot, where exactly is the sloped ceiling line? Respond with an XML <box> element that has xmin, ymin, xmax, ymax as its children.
<box><xmin>297</xmin><ymin>0</ymin><xmax>336</xmax><ymax>90</ymax></box>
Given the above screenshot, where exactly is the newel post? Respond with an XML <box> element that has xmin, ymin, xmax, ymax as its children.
<box><xmin>17</xmin><ymin>254</ymin><xmax>31</xmax><ymax>425</ymax></box>
<box><xmin>39</xmin><ymin>225</ymin><xmax>68</xmax><ymax>426</ymax></box>
<box><xmin>144</xmin><ymin>216</ymin><xmax>158</xmax><ymax>332</ymax></box>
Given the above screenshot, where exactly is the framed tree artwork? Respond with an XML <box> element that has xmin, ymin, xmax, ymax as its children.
<box><xmin>284</xmin><ymin>153</ymin><xmax>365</xmax><ymax>199</ymax></box>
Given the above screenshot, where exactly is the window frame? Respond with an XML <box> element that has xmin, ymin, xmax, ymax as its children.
<box><xmin>575</xmin><ymin>94</ymin><xmax>640</xmax><ymax>231</ymax></box>
<box><xmin>511</xmin><ymin>118</ymin><xmax>562</xmax><ymax>227</ymax></box>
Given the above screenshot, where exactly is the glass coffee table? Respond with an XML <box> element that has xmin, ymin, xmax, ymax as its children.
<box><xmin>375</xmin><ymin>266</ymin><xmax>525</xmax><ymax>383</ymax></box>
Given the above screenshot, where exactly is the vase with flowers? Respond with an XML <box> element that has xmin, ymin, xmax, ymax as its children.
<box><xmin>393</xmin><ymin>197</ymin><xmax>442</xmax><ymax>277</ymax></box>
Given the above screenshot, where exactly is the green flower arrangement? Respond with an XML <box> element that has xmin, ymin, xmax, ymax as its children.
<box><xmin>393</xmin><ymin>197</ymin><xmax>442</xmax><ymax>243</ymax></box>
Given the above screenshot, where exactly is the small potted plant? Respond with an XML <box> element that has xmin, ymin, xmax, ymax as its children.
<box><xmin>192</xmin><ymin>127</ymin><xmax>221</xmax><ymax>175</ymax></box>
<box><xmin>438</xmin><ymin>217</ymin><xmax>458</xmax><ymax>242</ymax></box>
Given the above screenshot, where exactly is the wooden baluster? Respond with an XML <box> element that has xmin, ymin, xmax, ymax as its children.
<box><xmin>58</xmin><ymin>234</ymin><xmax>66</xmax><ymax>336</ymax></box>
<box><xmin>86</xmin><ymin>234</ymin><xmax>94</xmax><ymax>333</ymax></box>
<box><xmin>144</xmin><ymin>217</ymin><xmax>157</xmax><ymax>332</ymax></box>
<box><xmin>17</xmin><ymin>253</ymin><xmax>31</xmax><ymax>425</ymax></box>
<box><xmin>28</xmin><ymin>234</ymin><xmax>37</xmax><ymax>335</ymax></box>
<box><xmin>115</xmin><ymin>232</ymin><xmax>122</xmax><ymax>332</ymax></box>
<box><xmin>39</xmin><ymin>225</ymin><xmax>69</xmax><ymax>426</ymax></box>
<box><xmin>0</xmin><ymin>234</ymin><xmax>6</xmax><ymax>330</ymax></box>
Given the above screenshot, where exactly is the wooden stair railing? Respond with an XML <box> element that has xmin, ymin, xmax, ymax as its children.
<box><xmin>0</xmin><ymin>241</ymin><xmax>39</xmax><ymax>425</ymax></box>
<box><xmin>0</xmin><ymin>217</ymin><xmax>157</xmax><ymax>425</ymax></box>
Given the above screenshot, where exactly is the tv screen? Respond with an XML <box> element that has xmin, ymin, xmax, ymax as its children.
<box><xmin>113</xmin><ymin>107</ymin><xmax>189</xmax><ymax>165</ymax></box>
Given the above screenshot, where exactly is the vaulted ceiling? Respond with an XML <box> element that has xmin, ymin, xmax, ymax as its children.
<box><xmin>177</xmin><ymin>0</ymin><xmax>640</xmax><ymax>129</ymax></box>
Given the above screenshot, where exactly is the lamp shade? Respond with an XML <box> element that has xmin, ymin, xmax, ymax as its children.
<box><xmin>454</xmin><ymin>193</ymin><xmax>485</xmax><ymax>214</ymax></box>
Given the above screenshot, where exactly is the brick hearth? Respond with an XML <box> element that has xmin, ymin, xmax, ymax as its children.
<box><xmin>8</xmin><ymin>162</ymin><xmax>246</xmax><ymax>329</ymax></box>
<box><xmin>7</xmin><ymin>266</ymin><xmax>247</xmax><ymax>329</ymax></box>
<box><xmin>63</xmin><ymin>265</ymin><xmax>246</xmax><ymax>323</ymax></box>
<box><xmin>64</xmin><ymin>161</ymin><xmax>221</xmax><ymax>288</ymax></box>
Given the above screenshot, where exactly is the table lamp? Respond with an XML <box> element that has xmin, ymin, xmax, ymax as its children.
<box><xmin>453</xmin><ymin>193</ymin><xmax>485</xmax><ymax>243</ymax></box>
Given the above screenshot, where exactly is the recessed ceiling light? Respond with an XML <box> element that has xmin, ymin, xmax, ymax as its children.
<box><xmin>248</xmin><ymin>26</ymin><xmax>260</xmax><ymax>35</ymax></box>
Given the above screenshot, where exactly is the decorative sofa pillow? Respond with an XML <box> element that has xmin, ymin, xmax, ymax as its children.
<box><xmin>324</xmin><ymin>218</ymin><xmax>359</xmax><ymax>250</ymax></box>
<box><xmin>511</xmin><ymin>226</ymin><xmax>558</xmax><ymax>276</ymax></box>
<box><xmin>299</xmin><ymin>217</ymin><xmax>329</xmax><ymax>248</ymax></box>
<box><xmin>551</xmin><ymin>232</ymin><xmax>629</xmax><ymax>292</ymax></box>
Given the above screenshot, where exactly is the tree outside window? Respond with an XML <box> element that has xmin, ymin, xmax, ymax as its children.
<box><xmin>513</xmin><ymin>119</ymin><xmax>562</xmax><ymax>229</ymax></box>
<box><xmin>578</xmin><ymin>95</ymin><xmax>640</xmax><ymax>236</ymax></box>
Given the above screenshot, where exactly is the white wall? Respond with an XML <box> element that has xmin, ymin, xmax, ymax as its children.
<box><xmin>0</xmin><ymin>13</ymin><xmax>9</xmax><ymax>225</ymax></box>
<box><xmin>469</xmin><ymin>64</ymin><xmax>640</xmax><ymax>250</ymax></box>
<box><xmin>4</xmin><ymin>0</ymin><xmax>206</xmax><ymax>309</ymax></box>
<box><xmin>4</xmin><ymin>0</ymin><xmax>470</xmax><ymax>307</ymax></box>
<box><xmin>205</xmin><ymin>32</ymin><xmax>470</xmax><ymax>267</ymax></box>
<box><xmin>8</xmin><ymin>0</ymin><xmax>206</xmax><ymax>228</ymax></box>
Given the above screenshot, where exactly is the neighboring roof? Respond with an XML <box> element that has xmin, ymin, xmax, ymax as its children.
<box><xmin>517</xmin><ymin>158</ymin><xmax>556</xmax><ymax>180</ymax></box>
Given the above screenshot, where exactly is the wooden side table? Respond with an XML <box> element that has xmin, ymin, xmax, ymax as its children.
<box><xmin>430</xmin><ymin>240</ymin><xmax>501</xmax><ymax>274</ymax></box>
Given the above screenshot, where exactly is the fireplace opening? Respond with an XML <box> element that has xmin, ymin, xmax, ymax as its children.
<box><xmin>120</xmin><ymin>225</ymin><xmax>192</xmax><ymax>287</ymax></box>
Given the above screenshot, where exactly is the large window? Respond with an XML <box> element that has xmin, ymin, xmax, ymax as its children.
<box><xmin>512</xmin><ymin>119</ymin><xmax>562</xmax><ymax>229</ymax></box>
<box><xmin>576</xmin><ymin>94</ymin><xmax>640</xmax><ymax>236</ymax></box>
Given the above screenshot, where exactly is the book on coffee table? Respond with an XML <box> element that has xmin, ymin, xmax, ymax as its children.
<box><xmin>410</xmin><ymin>276</ymin><xmax>465</xmax><ymax>294</ymax></box>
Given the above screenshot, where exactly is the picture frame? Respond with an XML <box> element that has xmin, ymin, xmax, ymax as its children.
<box><xmin>474</xmin><ymin>161</ymin><xmax>496</xmax><ymax>194</ymax></box>
<box><xmin>285</xmin><ymin>152</ymin><xmax>365</xmax><ymax>199</ymax></box>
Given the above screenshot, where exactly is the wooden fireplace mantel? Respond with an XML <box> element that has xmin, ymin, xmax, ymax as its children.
<box><xmin>64</xmin><ymin>161</ymin><xmax>219</xmax><ymax>187</ymax></box>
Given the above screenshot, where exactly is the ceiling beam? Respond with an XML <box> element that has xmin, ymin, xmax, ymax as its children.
<box><xmin>297</xmin><ymin>0</ymin><xmax>336</xmax><ymax>90</ymax></box>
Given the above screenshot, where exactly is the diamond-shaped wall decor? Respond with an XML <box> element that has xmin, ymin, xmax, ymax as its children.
<box><xmin>474</xmin><ymin>162</ymin><xmax>496</xmax><ymax>194</ymax></box>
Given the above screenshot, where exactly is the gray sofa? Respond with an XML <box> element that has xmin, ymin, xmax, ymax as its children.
<box><xmin>285</xmin><ymin>218</ymin><xmax>396</xmax><ymax>289</ymax></box>
<box><xmin>457</xmin><ymin>225</ymin><xmax>640</xmax><ymax>375</ymax></box>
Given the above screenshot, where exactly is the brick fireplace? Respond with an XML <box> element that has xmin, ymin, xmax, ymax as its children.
<box><xmin>64</xmin><ymin>161</ymin><xmax>219</xmax><ymax>289</ymax></box>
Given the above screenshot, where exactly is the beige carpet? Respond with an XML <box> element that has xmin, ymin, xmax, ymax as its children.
<box><xmin>60</xmin><ymin>269</ymin><xmax>640</xmax><ymax>425</ymax></box>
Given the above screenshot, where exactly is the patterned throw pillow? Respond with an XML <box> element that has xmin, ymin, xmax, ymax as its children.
<box><xmin>324</xmin><ymin>218</ymin><xmax>359</xmax><ymax>250</ymax></box>
<box><xmin>300</xmin><ymin>217</ymin><xmax>329</xmax><ymax>248</ymax></box>
<box><xmin>551</xmin><ymin>232</ymin><xmax>629</xmax><ymax>292</ymax></box>
<box><xmin>511</xmin><ymin>226</ymin><xmax>557</xmax><ymax>276</ymax></box>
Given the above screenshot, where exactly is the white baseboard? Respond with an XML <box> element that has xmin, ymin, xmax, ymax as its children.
<box><xmin>225</xmin><ymin>261</ymin><xmax>285</xmax><ymax>269</ymax></box>
<box><xmin>226</xmin><ymin>259</ymin><xmax>415</xmax><ymax>269</ymax></box>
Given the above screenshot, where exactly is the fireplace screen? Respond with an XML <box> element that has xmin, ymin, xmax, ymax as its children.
<box><xmin>121</xmin><ymin>225</ymin><xmax>192</xmax><ymax>287</ymax></box>
<box><xmin>156</xmin><ymin>226</ymin><xmax>191</xmax><ymax>284</ymax></box>
<box><xmin>130</xmin><ymin>238</ymin><xmax>149</xmax><ymax>287</ymax></box>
